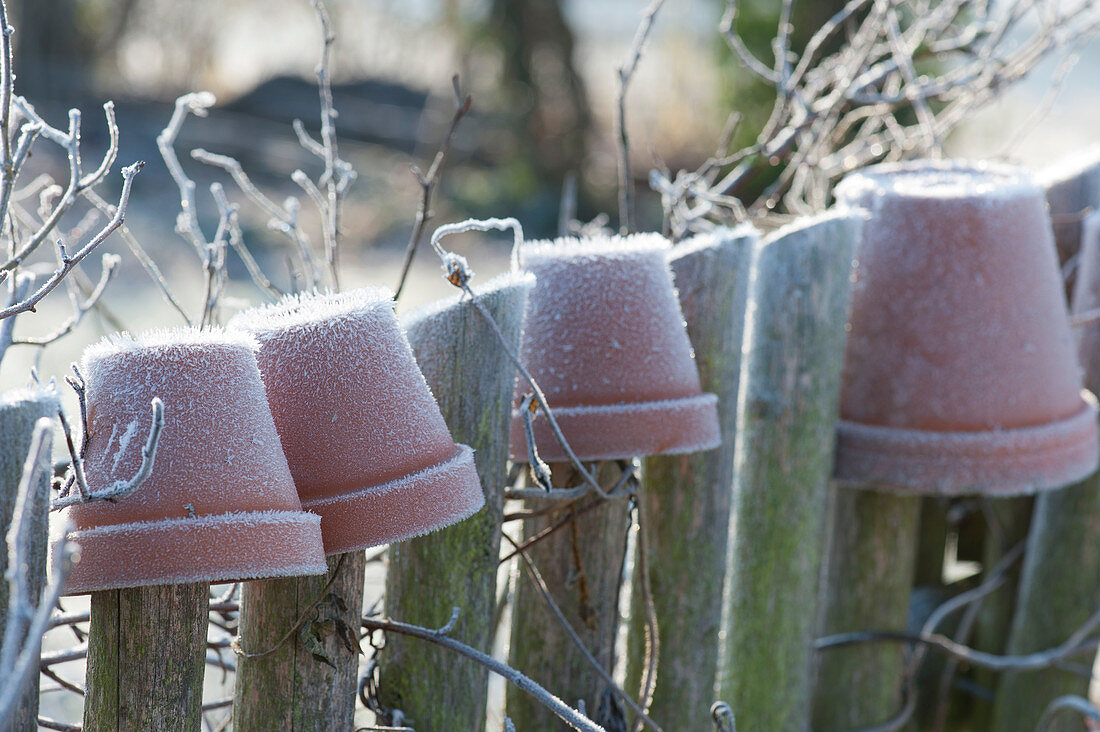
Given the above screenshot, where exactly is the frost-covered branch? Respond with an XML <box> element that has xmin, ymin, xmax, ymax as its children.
<box><xmin>157</xmin><ymin>91</ymin><xmax>217</xmax><ymax>259</ymax></box>
<box><xmin>393</xmin><ymin>75</ymin><xmax>472</xmax><ymax>301</ymax></box>
<box><xmin>361</xmin><ymin>609</ymin><xmax>606</xmax><ymax>732</ymax></box>
<box><xmin>307</xmin><ymin>0</ymin><xmax>355</xmax><ymax>289</ymax></box>
<box><xmin>429</xmin><ymin>217</ymin><xmax>619</xmax><ymax>500</ymax></box>
<box><xmin>0</xmin><ymin>420</ymin><xmax>77</xmax><ymax>729</ymax></box>
<box><xmin>11</xmin><ymin>254</ymin><xmax>120</xmax><ymax>347</ymax></box>
<box><xmin>2</xmin><ymin>99</ymin><xmax>120</xmax><ymax>272</ymax></box>
<box><xmin>616</xmin><ymin>0</ymin><xmax>665</xmax><ymax>235</ymax></box>
<box><xmin>655</xmin><ymin>0</ymin><xmax>1100</xmax><ymax>234</ymax></box>
<box><xmin>51</xmin><ymin>396</ymin><xmax>164</xmax><ymax>511</ymax></box>
<box><xmin>0</xmin><ymin>162</ymin><xmax>143</xmax><ymax>321</ymax></box>
<box><xmin>190</xmin><ymin>148</ymin><xmax>322</xmax><ymax>290</ymax></box>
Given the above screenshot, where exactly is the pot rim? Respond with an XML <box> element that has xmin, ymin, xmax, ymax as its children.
<box><xmin>834</xmin><ymin>392</ymin><xmax>1100</xmax><ymax>496</ymax></box>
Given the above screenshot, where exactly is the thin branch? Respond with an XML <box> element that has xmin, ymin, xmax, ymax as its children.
<box><xmin>308</xmin><ymin>0</ymin><xmax>352</xmax><ymax>290</ymax></box>
<box><xmin>361</xmin><ymin>610</ymin><xmax>605</xmax><ymax>732</ymax></box>
<box><xmin>82</xmin><ymin>188</ymin><xmax>192</xmax><ymax>325</ymax></box>
<box><xmin>1036</xmin><ymin>695</ymin><xmax>1100</xmax><ymax>732</ymax></box>
<box><xmin>157</xmin><ymin>91</ymin><xmax>216</xmax><ymax>258</ymax></box>
<box><xmin>0</xmin><ymin>162</ymin><xmax>143</xmax><ymax>320</ymax></box>
<box><xmin>616</xmin><ymin>0</ymin><xmax>665</xmax><ymax>234</ymax></box>
<box><xmin>51</xmin><ymin>396</ymin><xmax>164</xmax><ymax>511</ymax></box>
<box><xmin>12</xmin><ymin>254</ymin><xmax>119</xmax><ymax>346</ymax></box>
<box><xmin>429</xmin><ymin>217</ymin><xmax>609</xmax><ymax>497</ymax></box>
<box><xmin>505</xmin><ymin>533</ymin><xmax>663</xmax><ymax>732</ymax></box>
<box><xmin>393</xmin><ymin>75</ymin><xmax>472</xmax><ymax>302</ymax></box>
<box><xmin>192</xmin><ymin>148</ymin><xmax>321</xmax><ymax>289</ymax></box>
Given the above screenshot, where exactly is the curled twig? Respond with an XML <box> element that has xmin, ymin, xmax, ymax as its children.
<box><xmin>51</xmin><ymin>397</ymin><xmax>165</xmax><ymax>511</ymax></box>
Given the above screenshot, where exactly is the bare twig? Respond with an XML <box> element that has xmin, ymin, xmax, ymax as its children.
<box><xmin>0</xmin><ymin>424</ymin><xmax>78</xmax><ymax>727</ymax></box>
<box><xmin>1036</xmin><ymin>695</ymin><xmax>1100</xmax><ymax>731</ymax></box>
<box><xmin>631</xmin><ymin>498</ymin><xmax>659</xmax><ymax>732</ymax></box>
<box><xmin>2</xmin><ymin>99</ymin><xmax>119</xmax><ymax>273</ymax></box>
<box><xmin>361</xmin><ymin>610</ymin><xmax>605</xmax><ymax>732</ymax></box>
<box><xmin>616</xmin><ymin>0</ymin><xmax>665</xmax><ymax>234</ymax></box>
<box><xmin>82</xmin><ymin>189</ymin><xmax>192</xmax><ymax>325</ymax></box>
<box><xmin>0</xmin><ymin>162</ymin><xmax>143</xmax><ymax>320</ymax></box>
<box><xmin>658</xmin><ymin>0</ymin><xmax>1100</xmax><ymax>231</ymax></box>
<box><xmin>307</xmin><ymin>0</ymin><xmax>355</xmax><ymax>290</ymax></box>
<box><xmin>11</xmin><ymin>254</ymin><xmax>119</xmax><ymax>346</ymax></box>
<box><xmin>428</xmin><ymin>217</ymin><xmax>610</xmax><ymax>497</ymax></box>
<box><xmin>158</xmin><ymin>92</ymin><xmax>217</xmax><ymax>259</ymax></box>
<box><xmin>51</xmin><ymin>396</ymin><xmax>164</xmax><ymax>511</ymax></box>
<box><xmin>190</xmin><ymin>148</ymin><xmax>321</xmax><ymax>290</ymax></box>
<box><xmin>393</xmin><ymin>75</ymin><xmax>472</xmax><ymax>302</ymax></box>
<box><xmin>505</xmin><ymin>533</ymin><xmax>663</xmax><ymax>731</ymax></box>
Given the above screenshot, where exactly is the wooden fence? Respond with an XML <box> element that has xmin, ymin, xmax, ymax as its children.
<box><xmin>2</xmin><ymin>150</ymin><xmax>1099</xmax><ymax>732</ymax></box>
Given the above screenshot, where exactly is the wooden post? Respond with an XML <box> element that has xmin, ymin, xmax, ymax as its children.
<box><xmin>84</xmin><ymin>583</ymin><xmax>209</xmax><ymax>731</ymax></box>
<box><xmin>1041</xmin><ymin>147</ymin><xmax>1100</xmax><ymax>289</ymax></box>
<box><xmin>914</xmin><ymin>497</ymin><xmax>949</xmax><ymax>586</ymax></box>
<box><xmin>506</xmin><ymin>462</ymin><xmax>633</xmax><ymax>731</ymax></box>
<box><xmin>622</xmin><ymin>226</ymin><xmax>756</xmax><ymax>726</ymax></box>
<box><xmin>990</xmin><ymin>154</ymin><xmax>1100</xmax><ymax>732</ymax></box>
<box><xmin>715</xmin><ymin>211</ymin><xmax>858</xmax><ymax>730</ymax></box>
<box><xmin>810</xmin><ymin>487</ymin><xmax>919</xmax><ymax>729</ymax></box>
<box><xmin>0</xmin><ymin>389</ymin><xmax>57</xmax><ymax>732</ymax></box>
<box><xmin>378</xmin><ymin>273</ymin><xmax>532</xmax><ymax>731</ymax></box>
<box><xmin>966</xmin><ymin>497</ymin><xmax>1032</xmax><ymax>727</ymax></box>
<box><xmin>233</xmin><ymin>552</ymin><xmax>365</xmax><ymax>731</ymax></box>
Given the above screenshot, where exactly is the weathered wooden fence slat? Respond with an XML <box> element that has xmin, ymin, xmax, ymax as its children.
<box><xmin>811</xmin><ymin>487</ymin><xmax>919</xmax><ymax>730</ymax></box>
<box><xmin>379</xmin><ymin>273</ymin><xmax>532</xmax><ymax>731</ymax></box>
<box><xmin>966</xmin><ymin>496</ymin><xmax>1032</xmax><ymax>728</ymax></box>
<box><xmin>233</xmin><ymin>552</ymin><xmax>365</xmax><ymax>731</ymax></box>
<box><xmin>0</xmin><ymin>389</ymin><xmax>57</xmax><ymax>732</ymax></box>
<box><xmin>84</xmin><ymin>582</ymin><xmax>209</xmax><ymax>732</ymax></box>
<box><xmin>506</xmin><ymin>461</ymin><xmax>632</xmax><ymax>731</ymax></box>
<box><xmin>992</xmin><ymin>153</ymin><xmax>1100</xmax><ymax>732</ymax></box>
<box><xmin>623</xmin><ymin>225</ymin><xmax>756</xmax><ymax>727</ymax></box>
<box><xmin>716</xmin><ymin>211</ymin><xmax>859</xmax><ymax>730</ymax></box>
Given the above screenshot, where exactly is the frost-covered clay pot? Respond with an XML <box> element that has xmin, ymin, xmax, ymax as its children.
<box><xmin>508</xmin><ymin>234</ymin><xmax>721</xmax><ymax>462</ymax></box>
<box><xmin>230</xmin><ymin>288</ymin><xmax>484</xmax><ymax>554</ymax></box>
<box><xmin>833</xmin><ymin>160</ymin><xmax>1099</xmax><ymax>495</ymax></box>
<box><xmin>58</xmin><ymin>329</ymin><xmax>328</xmax><ymax>593</ymax></box>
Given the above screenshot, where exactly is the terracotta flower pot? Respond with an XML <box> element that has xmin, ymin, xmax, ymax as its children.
<box><xmin>229</xmin><ymin>288</ymin><xmax>484</xmax><ymax>554</ymax></box>
<box><xmin>833</xmin><ymin>159</ymin><xmax>1099</xmax><ymax>495</ymax></box>
<box><xmin>508</xmin><ymin>233</ymin><xmax>721</xmax><ymax>462</ymax></box>
<box><xmin>58</xmin><ymin>329</ymin><xmax>328</xmax><ymax>593</ymax></box>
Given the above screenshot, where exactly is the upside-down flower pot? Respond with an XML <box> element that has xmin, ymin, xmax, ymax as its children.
<box><xmin>508</xmin><ymin>233</ymin><xmax>721</xmax><ymax>462</ymax></box>
<box><xmin>58</xmin><ymin>329</ymin><xmax>328</xmax><ymax>593</ymax></box>
<box><xmin>833</xmin><ymin>160</ymin><xmax>1099</xmax><ymax>495</ymax></box>
<box><xmin>229</xmin><ymin>288</ymin><xmax>484</xmax><ymax>554</ymax></box>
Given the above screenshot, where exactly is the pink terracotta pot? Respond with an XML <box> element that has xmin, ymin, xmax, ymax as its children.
<box><xmin>833</xmin><ymin>160</ymin><xmax>1099</xmax><ymax>495</ymax></box>
<box><xmin>229</xmin><ymin>288</ymin><xmax>484</xmax><ymax>554</ymax></box>
<box><xmin>508</xmin><ymin>233</ymin><xmax>721</xmax><ymax>462</ymax></box>
<box><xmin>58</xmin><ymin>329</ymin><xmax>328</xmax><ymax>593</ymax></box>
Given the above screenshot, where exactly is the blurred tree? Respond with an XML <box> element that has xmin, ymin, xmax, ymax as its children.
<box><xmin>481</xmin><ymin>0</ymin><xmax>593</xmax><ymax>232</ymax></box>
<box><xmin>9</xmin><ymin>0</ymin><xmax>138</xmax><ymax>101</ymax></box>
<box><xmin>10</xmin><ymin>0</ymin><xmax>90</xmax><ymax>101</ymax></box>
